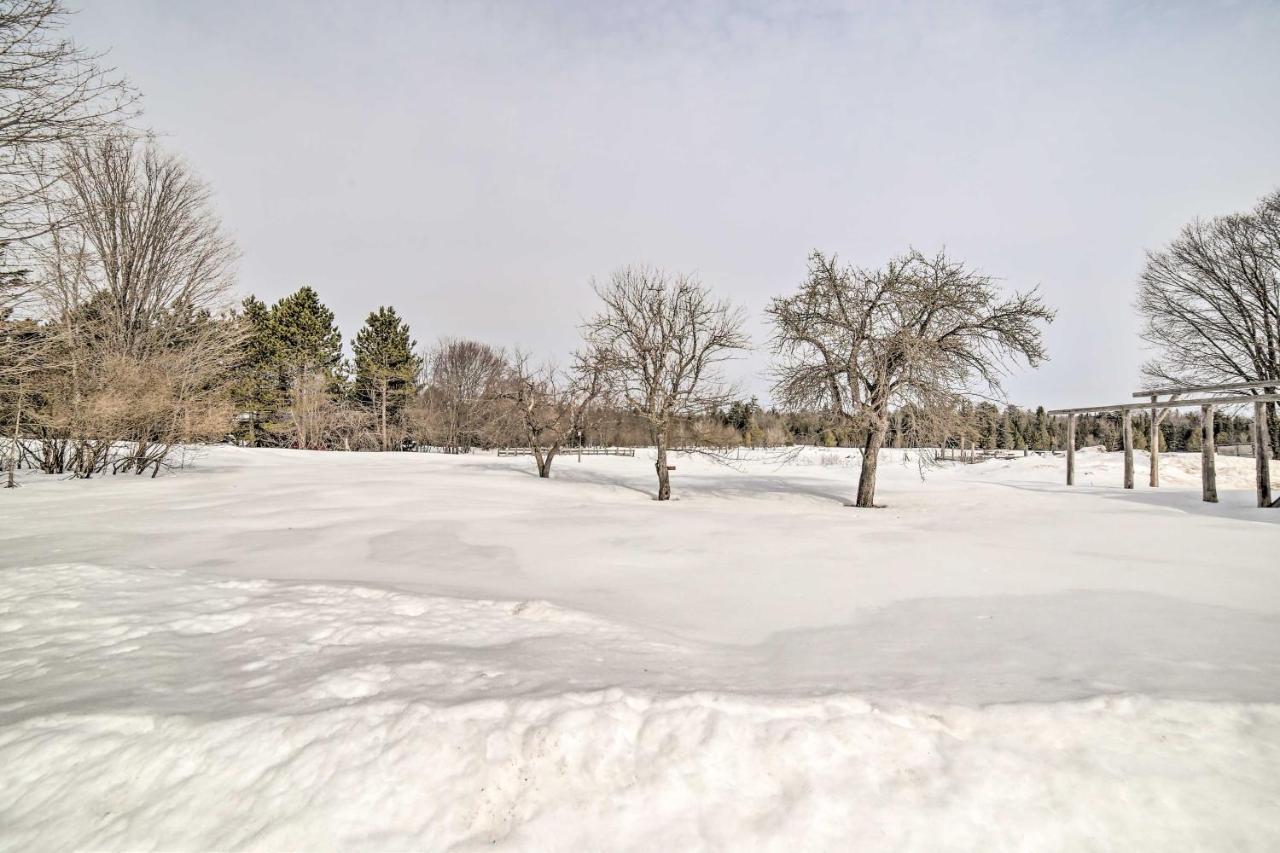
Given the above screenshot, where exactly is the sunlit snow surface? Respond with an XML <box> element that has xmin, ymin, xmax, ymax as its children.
<box><xmin>1</xmin><ymin>446</ymin><xmax>1278</xmax><ymax>850</ymax></box>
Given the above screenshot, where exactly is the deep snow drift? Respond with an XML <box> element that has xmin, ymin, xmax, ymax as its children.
<box><xmin>1</xmin><ymin>446</ymin><xmax>1278</xmax><ymax>850</ymax></box>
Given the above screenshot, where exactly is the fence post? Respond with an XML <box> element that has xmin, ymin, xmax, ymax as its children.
<box><xmin>1066</xmin><ymin>414</ymin><xmax>1076</xmax><ymax>486</ymax></box>
<box><xmin>1201</xmin><ymin>404</ymin><xmax>1218</xmax><ymax>503</ymax></box>
<box><xmin>1122</xmin><ymin>409</ymin><xmax>1134</xmax><ymax>489</ymax></box>
<box><xmin>1256</xmin><ymin>401</ymin><xmax>1273</xmax><ymax>508</ymax></box>
<box><xmin>1149</xmin><ymin>395</ymin><xmax>1160</xmax><ymax>487</ymax></box>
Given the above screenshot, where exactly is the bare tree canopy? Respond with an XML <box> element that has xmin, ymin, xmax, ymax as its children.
<box><xmin>13</xmin><ymin>132</ymin><xmax>242</xmax><ymax>477</ymax></box>
<box><xmin>47</xmin><ymin>133</ymin><xmax>239</xmax><ymax>354</ymax></box>
<box><xmin>1138</xmin><ymin>188</ymin><xmax>1280</xmax><ymax>455</ymax></box>
<box><xmin>0</xmin><ymin>0</ymin><xmax>134</xmax><ymax>240</ymax></box>
<box><xmin>769</xmin><ymin>248</ymin><xmax>1053</xmax><ymax>507</ymax></box>
<box><xmin>419</xmin><ymin>338</ymin><xmax>507</xmax><ymax>450</ymax></box>
<box><xmin>496</xmin><ymin>349</ymin><xmax>604</xmax><ymax>478</ymax></box>
<box><xmin>583</xmin><ymin>266</ymin><xmax>748</xmax><ymax>500</ymax></box>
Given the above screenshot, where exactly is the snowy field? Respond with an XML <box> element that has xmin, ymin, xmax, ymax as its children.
<box><xmin>1</xmin><ymin>445</ymin><xmax>1278</xmax><ymax>851</ymax></box>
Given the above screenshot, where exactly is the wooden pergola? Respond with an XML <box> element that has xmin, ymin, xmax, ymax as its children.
<box><xmin>1048</xmin><ymin>380</ymin><xmax>1279</xmax><ymax>507</ymax></box>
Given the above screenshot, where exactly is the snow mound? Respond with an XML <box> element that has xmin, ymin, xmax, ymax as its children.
<box><xmin>2</xmin><ymin>563</ymin><xmax>1280</xmax><ymax>850</ymax></box>
<box><xmin>5</xmin><ymin>690</ymin><xmax>1279</xmax><ymax>851</ymax></box>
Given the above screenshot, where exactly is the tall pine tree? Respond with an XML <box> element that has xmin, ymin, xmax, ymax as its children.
<box><xmin>231</xmin><ymin>295</ymin><xmax>280</xmax><ymax>445</ymax></box>
<box><xmin>267</xmin><ymin>287</ymin><xmax>342</xmax><ymax>381</ymax></box>
<box><xmin>1031</xmin><ymin>405</ymin><xmax>1051</xmax><ymax>451</ymax></box>
<box><xmin>352</xmin><ymin>306</ymin><xmax>422</xmax><ymax>451</ymax></box>
<box><xmin>265</xmin><ymin>287</ymin><xmax>343</xmax><ymax>449</ymax></box>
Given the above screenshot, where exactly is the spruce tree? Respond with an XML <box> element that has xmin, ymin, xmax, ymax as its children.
<box><xmin>352</xmin><ymin>306</ymin><xmax>422</xmax><ymax>451</ymax></box>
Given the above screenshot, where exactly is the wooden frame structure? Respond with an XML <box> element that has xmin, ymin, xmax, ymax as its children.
<box><xmin>1049</xmin><ymin>380</ymin><xmax>1279</xmax><ymax>507</ymax></box>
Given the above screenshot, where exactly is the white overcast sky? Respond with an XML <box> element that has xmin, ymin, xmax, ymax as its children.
<box><xmin>73</xmin><ymin>1</ymin><xmax>1280</xmax><ymax>407</ymax></box>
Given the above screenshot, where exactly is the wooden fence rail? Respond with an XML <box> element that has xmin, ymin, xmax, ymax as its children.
<box><xmin>496</xmin><ymin>447</ymin><xmax>636</xmax><ymax>458</ymax></box>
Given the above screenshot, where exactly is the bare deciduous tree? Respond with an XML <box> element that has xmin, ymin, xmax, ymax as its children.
<box><xmin>22</xmin><ymin>133</ymin><xmax>242</xmax><ymax>476</ymax></box>
<box><xmin>1138</xmin><ymin>189</ymin><xmax>1280</xmax><ymax>456</ymax></box>
<box><xmin>497</xmin><ymin>350</ymin><xmax>604</xmax><ymax>478</ymax></box>
<box><xmin>419</xmin><ymin>338</ymin><xmax>506</xmax><ymax>450</ymax></box>
<box><xmin>769</xmin><ymin>249</ymin><xmax>1053</xmax><ymax>507</ymax></box>
<box><xmin>0</xmin><ymin>0</ymin><xmax>135</xmax><ymax>241</ymax></box>
<box><xmin>583</xmin><ymin>266</ymin><xmax>748</xmax><ymax>500</ymax></box>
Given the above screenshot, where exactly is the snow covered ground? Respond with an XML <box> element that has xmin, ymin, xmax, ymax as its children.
<box><xmin>1</xmin><ymin>446</ymin><xmax>1278</xmax><ymax>850</ymax></box>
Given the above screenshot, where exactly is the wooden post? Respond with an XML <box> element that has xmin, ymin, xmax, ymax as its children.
<box><xmin>960</xmin><ymin>434</ymin><xmax>967</xmax><ymax>464</ymax></box>
<box><xmin>1201</xmin><ymin>404</ymin><xmax>1217</xmax><ymax>503</ymax></box>
<box><xmin>1122</xmin><ymin>409</ymin><xmax>1134</xmax><ymax>489</ymax></box>
<box><xmin>1149</xmin><ymin>395</ymin><xmax>1159</xmax><ymax>487</ymax></box>
<box><xmin>1255</xmin><ymin>401</ymin><xmax>1272</xmax><ymax>508</ymax></box>
<box><xmin>1066</xmin><ymin>414</ymin><xmax>1076</xmax><ymax>486</ymax></box>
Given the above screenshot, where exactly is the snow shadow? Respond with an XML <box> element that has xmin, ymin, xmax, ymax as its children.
<box><xmin>755</xmin><ymin>589</ymin><xmax>1280</xmax><ymax>704</ymax></box>
<box><xmin>989</xmin><ymin>479</ymin><xmax>1280</xmax><ymax>526</ymax></box>
<box><xmin>466</xmin><ymin>459</ymin><xmax>857</xmax><ymax>505</ymax></box>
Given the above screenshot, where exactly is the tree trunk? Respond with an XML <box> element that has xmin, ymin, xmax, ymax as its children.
<box><xmin>380</xmin><ymin>378</ymin><xmax>389</xmax><ymax>452</ymax></box>
<box><xmin>537</xmin><ymin>445</ymin><xmax>559</xmax><ymax>478</ymax></box>
<box><xmin>655</xmin><ymin>431</ymin><xmax>671</xmax><ymax>501</ymax></box>
<box><xmin>5</xmin><ymin>384</ymin><xmax>20</xmax><ymax>489</ymax></box>
<box><xmin>1268</xmin><ymin>400</ymin><xmax>1280</xmax><ymax>460</ymax></box>
<box><xmin>855</xmin><ymin>420</ymin><xmax>888</xmax><ymax>508</ymax></box>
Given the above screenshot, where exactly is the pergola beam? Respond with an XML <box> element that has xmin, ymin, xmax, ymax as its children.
<box><xmin>1049</xmin><ymin>393</ymin><xmax>1280</xmax><ymax>416</ymax></box>
<box><xmin>1132</xmin><ymin>379</ymin><xmax>1280</xmax><ymax>399</ymax></box>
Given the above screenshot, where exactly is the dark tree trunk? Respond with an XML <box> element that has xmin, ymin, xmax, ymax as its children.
<box><xmin>655</xmin><ymin>431</ymin><xmax>671</xmax><ymax>501</ymax></box>
<box><xmin>855</xmin><ymin>420</ymin><xmax>888</xmax><ymax>508</ymax></box>
<box><xmin>536</xmin><ymin>445</ymin><xmax>559</xmax><ymax>478</ymax></box>
<box><xmin>1268</xmin><ymin>400</ymin><xmax>1279</xmax><ymax>460</ymax></box>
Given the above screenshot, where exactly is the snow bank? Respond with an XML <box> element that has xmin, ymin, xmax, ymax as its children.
<box><xmin>3</xmin><ymin>564</ymin><xmax>1278</xmax><ymax>852</ymax></box>
<box><xmin>7</xmin><ymin>690</ymin><xmax>1280</xmax><ymax>851</ymax></box>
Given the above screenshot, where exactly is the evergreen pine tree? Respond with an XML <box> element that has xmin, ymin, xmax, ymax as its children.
<box><xmin>264</xmin><ymin>286</ymin><xmax>343</xmax><ymax>448</ymax></box>
<box><xmin>976</xmin><ymin>403</ymin><xmax>999</xmax><ymax>450</ymax></box>
<box><xmin>1032</xmin><ymin>406</ymin><xmax>1051</xmax><ymax>451</ymax></box>
<box><xmin>352</xmin><ymin>306</ymin><xmax>422</xmax><ymax>451</ymax></box>
<box><xmin>268</xmin><ymin>287</ymin><xmax>342</xmax><ymax>380</ymax></box>
<box><xmin>997</xmin><ymin>407</ymin><xmax>1017</xmax><ymax>450</ymax></box>
<box><xmin>232</xmin><ymin>295</ymin><xmax>280</xmax><ymax>445</ymax></box>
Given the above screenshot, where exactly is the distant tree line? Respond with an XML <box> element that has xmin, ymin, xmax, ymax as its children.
<box><xmin>777</xmin><ymin>402</ymin><xmax>1257</xmax><ymax>455</ymax></box>
<box><xmin>2</xmin><ymin>2</ymin><xmax>1275</xmax><ymax>506</ymax></box>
